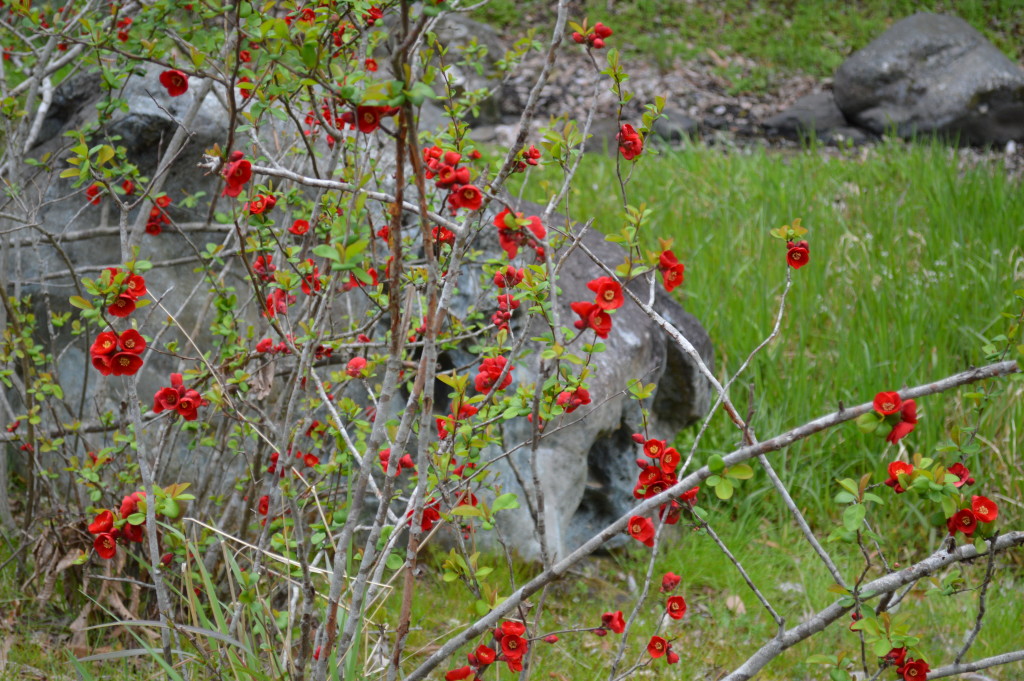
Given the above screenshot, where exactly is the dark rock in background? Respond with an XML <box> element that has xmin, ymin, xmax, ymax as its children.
<box><xmin>834</xmin><ymin>13</ymin><xmax>1024</xmax><ymax>146</ymax></box>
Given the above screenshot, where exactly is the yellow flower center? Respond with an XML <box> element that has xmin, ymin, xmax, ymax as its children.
<box><xmin>119</xmin><ymin>357</ymin><xmax>130</xmax><ymax>366</ymax></box>
<box><xmin>603</xmin><ymin>290</ymin><xmax>614</xmax><ymax>301</ymax></box>
<box><xmin>978</xmin><ymin>505</ymin><xmax>988</xmax><ymax>515</ymax></box>
<box><xmin>883</xmin><ymin>402</ymin><xmax>895</xmax><ymax>411</ymax></box>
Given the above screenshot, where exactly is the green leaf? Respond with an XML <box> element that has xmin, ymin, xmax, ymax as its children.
<box><xmin>862</xmin><ymin>492</ymin><xmax>884</xmax><ymax>505</ymax></box>
<box><xmin>492</xmin><ymin>493</ymin><xmax>519</xmax><ymax>512</ymax></box>
<box><xmin>974</xmin><ymin>537</ymin><xmax>988</xmax><ymax>554</ymax></box>
<box><xmin>872</xmin><ymin>638</ymin><xmax>892</xmax><ymax>658</ymax></box>
<box><xmin>727</xmin><ymin>463</ymin><xmax>754</xmax><ymax>480</ymax></box>
<box><xmin>940</xmin><ymin>495</ymin><xmax>956</xmax><ymax>519</ymax></box>
<box><xmin>312</xmin><ymin>244</ymin><xmax>341</xmax><ymax>262</ymax></box>
<box><xmin>834</xmin><ymin>491</ymin><xmax>856</xmax><ymax>504</ymax></box>
<box><xmin>385</xmin><ymin>552</ymin><xmax>403</xmax><ymax>570</ymax></box>
<box><xmin>126</xmin><ymin>513</ymin><xmax>146</xmax><ymax>525</ymax></box>
<box><xmin>449</xmin><ymin>506</ymin><xmax>483</xmax><ymax>518</ymax></box>
<box><xmin>69</xmin><ymin>296</ymin><xmax>94</xmax><ymax>309</ymax></box>
<box><xmin>856</xmin><ymin>412</ymin><xmax>882</xmax><ymax>434</ymax></box>
<box><xmin>829</xmin><ymin>669</ymin><xmax>852</xmax><ymax>681</ymax></box>
<box><xmin>842</xmin><ymin>503</ymin><xmax>866</xmax><ymax>532</ymax></box>
<box><xmin>707</xmin><ymin>454</ymin><xmax>725</xmax><ymax>473</ymax></box>
<box><xmin>805</xmin><ymin>654</ymin><xmax>837</xmax><ymax>666</ymax></box>
<box><xmin>714</xmin><ymin>479</ymin><xmax>734</xmax><ymax>500</ymax></box>
<box><xmin>706</xmin><ymin>474</ymin><xmax>722</xmax><ymax>486</ymax></box>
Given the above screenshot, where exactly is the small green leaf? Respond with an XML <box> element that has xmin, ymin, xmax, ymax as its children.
<box><xmin>492</xmin><ymin>493</ymin><xmax>519</xmax><ymax>512</ymax></box>
<box><xmin>805</xmin><ymin>654</ymin><xmax>837</xmax><ymax>666</ymax></box>
<box><xmin>843</xmin><ymin>503</ymin><xmax>866</xmax><ymax>532</ymax></box>
<box><xmin>714</xmin><ymin>479</ymin><xmax>734</xmax><ymax>500</ymax></box>
<box><xmin>727</xmin><ymin>463</ymin><xmax>754</xmax><ymax>480</ymax></box>
<box><xmin>385</xmin><ymin>552</ymin><xmax>404</xmax><ymax>570</ymax></box>
<box><xmin>707</xmin><ymin>454</ymin><xmax>725</xmax><ymax>473</ymax></box>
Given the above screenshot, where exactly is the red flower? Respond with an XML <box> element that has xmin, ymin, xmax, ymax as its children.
<box><xmin>500</xmin><ymin>634</ymin><xmax>526</xmax><ymax>659</ymax></box>
<box><xmin>501</xmin><ymin>620</ymin><xmax>526</xmax><ymax>637</ymax></box>
<box><xmin>643</xmin><ymin>438</ymin><xmax>665</xmax><ymax>458</ymax></box>
<box><xmin>91</xmin><ymin>331</ymin><xmax>119</xmax><ymax>357</ymax></box>
<box><xmin>289</xmin><ymin>219</ymin><xmax>310</xmax><ymax>235</ymax></box>
<box><xmin>570</xmin><ymin>301</ymin><xmax>612</xmax><ymax>338</ymax></box>
<box><xmin>971</xmin><ymin>495</ymin><xmax>998</xmax><ymax>523</ymax></box>
<box><xmin>445</xmin><ymin>667</ymin><xmax>472</xmax><ymax>681</ymax></box>
<box><xmin>475</xmin><ymin>356</ymin><xmax>513</xmax><ymax>393</ymax></box>
<box><xmin>88</xmin><ymin>510</ymin><xmax>114</xmax><ymax>534</ymax></box>
<box><xmin>873</xmin><ymin>391</ymin><xmax>902</xmax><ymax>416</ymax></box>
<box><xmin>153</xmin><ymin>387</ymin><xmax>180</xmax><ymax>412</ymax></box>
<box><xmin>252</xmin><ymin>254</ymin><xmax>276</xmax><ymax>281</ymax></box>
<box><xmin>153</xmin><ymin>374</ymin><xmax>205</xmax><ymax>420</ymax></box>
<box><xmin>884</xmin><ymin>647</ymin><xmax>907</xmax><ymax>668</ymax></box>
<box><xmin>363</xmin><ymin>5</ymin><xmax>383</xmax><ymax>25</ymax></box>
<box><xmin>300</xmin><ymin>258</ymin><xmax>321</xmax><ymax>295</ymax></box>
<box><xmin>222</xmin><ymin>153</ymin><xmax>252</xmax><ymax>197</ymax></box>
<box><xmin>176</xmin><ymin>389</ymin><xmax>205</xmax><ymax>421</ymax></box>
<box><xmin>617</xmin><ymin>124</ymin><xmax>643</xmax><ymax>161</ymax></box>
<box><xmin>587</xmin><ymin>276</ymin><xmax>624</xmax><ymax>310</ymax></box>
<box><xmin>159</xmin><ymin>69</ymin><xmax>189</xmax><ymax>96</ymax></box>
<box><xmin>237</xmin><ymin>76</ymin><xmax>253</xmax><ymax>99</ymax></box>
<box><xmin>120</xmin><ymin>491</ymin><xmax>144</xmax><ymax>518</ymax></box>
<box><xmin>666</xmin><ymin>649</ymin><xmax>680</xmax><ymax>664</ymax></box>
<box><xmin>475</xmin><ymin>645</ymin><xmax>496</xmax><ymax>665</ymax></box>
<box><xmin>304</xmin><ymin>453</ymin><xmax>319</xmax><ymax>467</ymax></box>
<box><xmin>448</xmin><ymin>184</ymin><xmax>483</xmax><ymax>212</ymax></box>
<box><xmin>247</xmin><ymin>194</ymin><xmax>274</xmax><ymax>214</ymax></box>
<box><xmin>948</xmin><ymin>463</ymin><xmax>974</xmax><ymax>488</ymax></box>
<box><xmin>785</xmin><ymin>241</ymin><xmax>810</xmax><ymax>269</ymax></box>
<box><xmin>109</xmin><ymin>352</ymin><xmax>144</xmax><ymax>376</ymax></box>
<box><xmin>346</xmin><ymin>357</ymin><xmax>367</xmax><ymax>378</ymax></box>
<box><xmin>94</xmin><ymin>532</ymin><xmax>117</xmax><ymax>559</ymax></box>
<box><xmin>556</xmin><ymin>388</ymin><xmax>591</xmax><ymax>414</ymax></box>
<box><xmin>898</xmin><ymin>658</ymin><xmax>930</xmax><ymax>681</ymax></box>
<box><xmin>118</xmin><ymin>329</ymin><xmax>146</xmax><ymax>354</ymax></box>
<box><xmin>661</xmin><ymin>572</ymin><xmax>681</xmax><ymax>592</ymax></box>
<box><xmin>121</xmin><ymin>180</ymin><xmax>135</xmax><ymax>195</ymax></box>
<box><xmin>627</xmin><ymin>515</ymin><xmax>655</xmax><ymax>547</ymax></box>
<box><xmin>258</xmin><ymin>495</ymin><xmax>269</xmax><ymax>515</ymax></box>
<box><xmin>660</xmin><ymin>447</ymin><xmax>680</xmax><ymax>474</ymax></box>
<box><xmin>264</xmin><ymin>289</ymin><xmax>296</xmax><ymax>317</ymax></box>
<box><xmin>121</xmin><ymin>522</ymin><xmax>144</xmax><ymax>543</ymax></box>
<box><xmin>658</xmin><ymin>249</ymin><xmax>685</xmax><ymax>292</ymax></box>
<box><xmin>601</xmin><ymin>611</ymin><xmax>625</xmax><ymax>634</ymax></box>
<box><xmin>593</xmin><ymin>22</ymin><xmax>613</xmax><ymax>39</ymax></box>
<box><xmin>647</xmin><ymin>636</ymin><xmax>667</xmax><ymax>658</ymax></box>
<box><xmin>239</xmin><ymin>50</ymin><xmax>251</xmax><ymax>62</ymax></box>
<box><xmin>666</xmin><ymin>595</ymin><xmax>687</xmax><ymax>620</ymax></box>
<box><xmin>885</xmin><ymin>399</ymin><xmax>918</xmax><ymax>444</ymax></box>
<box><xmin>107</xmin><ymin>294</ymin><xmax>137</xmax><ymax>318</ymax></box>
<box><xmin>256</xmin><ymin>337</ymin><xmax>276</xmax><ymax>353</ymax></box>
<box><xmin>494</xmin><ymin>266</ymin><xmax>524</xmax><ymax>289</ymax></box>
<box><xmin>947</xmin><ymin>509</ymin><xmax>978</xmax><ymax>536</ymax></box>
<box><xmin>493</xmin><ymin>208</ymin><xmax>546</xmax><ymax>261</ymax></box>
<box><xmin>884</xmin><ymin>461</ymin><xmax>914</xmax><ymax>493</ymax></box>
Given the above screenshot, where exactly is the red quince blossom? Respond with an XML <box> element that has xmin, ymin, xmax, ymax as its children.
<box><xmin>666</xmin><ymin>595</ymin><xmax>687</xmax><ymax>620</ymax></box>
<box><xmin>617</xmin><ymin>124</ymin><xmax>643</xmax><ymax>160</ymax></box>
<box><xmin>300</xmin><ymin>258</ymin><xmax>321</xmax><ymax>295</ymax></box>
<box><xmin>475</xmin><ymin>645</ymin><xmax>496</xmax><ymax>665</ymax></box>
<box><xmin>873</xmin><ymin>391</ymin><xmax>902</xmax><ymax>416</ymax></box>
<box><xmin>947</xmin><ymin>508</ymin><xmax>978</xmax><ymax>536</ymax></box>
<box><xmin>363</xmin><ymin>5</ymin><xmax>383</xmax><ymax>25</ymax></box>
<box><xmin>257</xmin><ymin>495</ymin><xmax>269</xmax><ymax>515</ymax></box>
<box><xmin>85</xmin><ymin>183</ymin><xmax>103</xmax><ymax>205</ymax></box>
<box><xmin>572</xmin><ymin>22</ymin><xmax>613</xmax><ymax>49</ymax></box>
<box><xmin>153</xmin><ymin>373</ymin><xmax>206</xmax><ymax>421</ymax></box>
<box><xmin>556</xmin><ymin>387</ymin><xmax>591</xmax><ymax>414</ymax></box>
<box><xmin>448</xmin><ymin>184</ymin><xmax>483</xmax><ymax>212</ymax></box>
<box><xmin>660</xmin><ymin>447</ymin><xmax>680</xmax><ymax>474</ymax></box>
<box><xmin>247</xmin><ymin>194</ymin><xmax>276</xmax><ymax>215</ymax></box>
<box><xmin>445</xmin><ymin>667</ymin><xmax>472</xmax><ymax>681</ymax></box>
<box><xmin>587</xmin><ymin>276</ymin><xmax>624</xmax><ymax>310</ymax></box>
<box><xmin>647</xmin><ymin>636</ymin><xmax>668</xmax><ymax>658</ymax></box>
<box><xmin>88</xmin><ymin>510</ymin><xmax>114</xmax><ymax>534</ymax></box>
<box><xmin>494</xmin><ymin>266</ymin><xmax>524</xmax><ymax>289</ymax></box>
<box><xmin>91</xmin><ymin>329</ymin><xmax>146</xmax><ymax>376</ymax></box>
<box><xmin>785</xmin><ymin>240</ymin><xmax>810</xmax><ymax>269</ymax></box>
<box><xmin>884</xmin><ymin>461</ymin><xmax>914</xmax><ymax>493</ymax></box>
<box><xmin>159</xmin><ymin>69</ymin><xmax>189</xmax><ymax>96</ymax></box>
<box><xmin>627</xmin><ymin>515</ymin><xmax>655</xmax><ymax>547</ymax></box>
<box><xmin>94</xmin><ymin>532</ymin><xmax>117</xmax><ymax>559</ymax></box>
<box><xmin>601</xmin><ymin>610</ymin><xmax>625</xmax><ymax>633</ymax></box>
<box><xmin>120</xmin><ymin>491</ymin><xmax>145</xmax><ymax>518</ymax></box>
<box><xmin>264</xmin><ymin>289</ymin><xmax>296</xmax><ymax>317</ymax></box>
<box><xmin>222</xmin><ymin>151</ymin><xmax>253</xmax><ymax>197</ymax></box>
<box><xmin>346</xmin><ymin>357</ymin><xmax>367</xmax><ymax>378</ymax></box>
<box><xmin>418</xmin><ymin>498</ymin><xmax>441</xmax><ymax>531</ymax></box>
<box><xmin>121</xmin><ymin>180</ymin><xmax>135</xmax><ymax>195</ymax></box>
<box><xmin>239</xmin><ymin>50</ymin><xmax>251</xmax><ymax>62</ymax></box>
<box><xmin>571</xmin><ymin>301</ymin><xmax>612</xmax><ymax>338</ymax></box>
<box><xmin>658</xmin><ymin>249</ymin><xmax>685</xmax><ymax>292</ymax></box>
<box><xmin>643</xmin><ymin>438</ymin><xmax>665</xmax><ymax>458</ymax></box>
<box><xmin>948</xmin><ymin>463</ymin><xmax>974</xmax><ymax>487</ymax></box>
<box><xmin>898</xmin><ymin>658</ymin><xmax>930</xmax><ymax>680</ymax></box>
<box><xmin>252</xmin><ymin>255</ymin><xmax>276</xmax><ymax>281</ymax></box>
<box><xmin>289</xmin><ymin>219</ymin><xmax>310</xmax><ymax>235</ymax></box>
<box><xmin>379</xmin><ymin>449</ymin><xmax>416</xmax><ymax>475</ymax></box>
<box><xmin>666</xmin><ymin>649</ymin><xmax>680</xmax><ymax>664</ymax></box>
<box><xmin>255</xmin><ymin>337</ymin><xmax>276</xmax><ymax>353</ymax></box>
<box><xmin>886</xmin><ymin>399</ymin><xmax>918</xmax><ymax>444</ymax></box>
<box><xmin>475</xmin><ymin>356</ymin><xmax>513</xmax><ymax>393</ymax></box>
<box><xmin>661</xmin><ymin>572</ymin><xmax>681</xmax><ymax>592</ymax></box>
<box><xmin>884</xmin><ymin>647</ymin><xmax>908</xmax><ymax>668</ymax></box>
<box><xmin>493</xmin><ymin>208</ymin><xmax>546</xmax><ymax>261</ymax></box>
<box><xmin>971</xmin><ymin>495</ymin><xmax>998</xmax><ymax>523</ymax></box>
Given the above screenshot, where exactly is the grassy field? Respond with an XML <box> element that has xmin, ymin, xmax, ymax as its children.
<box><xmin>476</xmin><ymin>0</ymin><xmax>1024</xmax><ymax>90</ymax></box>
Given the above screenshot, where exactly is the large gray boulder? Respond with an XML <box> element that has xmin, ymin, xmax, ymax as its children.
<box><xmin>834</xmin><ymin>13</ymin><xmax>1024</xmax><ymax>146</ymax></box>
<box><xmin>452</xmin><ymin>200</ymin><xmax>714</xmax><ymax>561</ymax></box>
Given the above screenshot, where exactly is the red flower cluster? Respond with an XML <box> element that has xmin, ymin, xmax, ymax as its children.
<box><xmin>91</xmin><ymin>329</ymin><xmax>146</xmax><ymax>376</ymax></box>
<box><xmin>556</xmin><ymin>387</ymin><xmax>591</xmax><ymax>413</ymax></box>
<box><xmin>379</xmin><ymin>448</ymin><xmax>415</xmax><ymax>475</ymax></box>
<box><xmin>247</xmin><ymin>194</ymin><xmax>277</xmax><ymax>215</ymax></box>
<box><xmin>222</xmin><ymin>151</ymin><xmax>252</xmax><ymax>197</ymax></box>
<box><xmin>617</xmin><ymin>123</ymin><xmax>643</xmax><ymax>160</ymax></box>
<box><xmin>571</xmin><ymin>275</ymin><xmax>623</xmax><ymax>339</ymax></box>
<box><xmin>646</xmin><ymin>635</ymin><xmax>679</xmax><ymax>663</ymax></box>
<box><xmin>436</xmin><ymin>402</ymin><xmax>479</xmax><ymax>439</ymax></box>
<box><xmin>948</xmin><ymin>462</ymin><xmax>974</xmax><ymax>487</ymax></box>
<box><xmin>153</xmin><ymin>373</ymin><xmax>206</xmax><ymax>421</ymax></box>
<box><xmin>105</xmin><ymin>267</ymin><xmax>147</xmax><ymax>318</ymax></box>
<box><xmin>475</xmin><ymin>356</ymin><xmax>513</xmax><ymax>393</ymax></box>
<box><xmin>86</xmin><ymin>183</ymin><xmax>103</xmax><ymax>205</ymax></box>
<box><xmin>659</xmin><ymin>250</ymin><xmax>685</xmax><ymax>292</ymax></box>
<box><xmin>159</xmin><ymin>69</ymin><xmax>189</xmax><ymax>97</ymax></box>
<box><xmin>87</xmin><ymin>492</ymin><xmax>147</xmax><ymax>560</ymax></box>
<box><xmin>947</xmin><ymin>495</ymin><xmax>998</xmax><ymax>537</ymax></box>
<box><xmin>513</xmin><ymin>144</ymin><xmax>542</xmax><ymax>172</ymax></box>
<box><xmin>448</xmin><ymin>184</ymin><xmax>483</xmax><ymax>212</ymax></box>
<box><xmin>885</xmin><ymin>649</ymin><xmax>930</xmax><ymax>681</ymax></box>
<box><xmin>493</xmin><ymin>208</ymin><xmax>546</xmax><ymax>261</ymax></box>
<box><xmin>492</xmin><ymin>293</ymin><xmax>520</xmax><ymax>331</ymax></box>
<box><xmin>571</xmin><ymin>22</ymin><xmax>613</xmax><ymax>49</ymax></box>
<box><xmin>339</xmin><ymin>105</ymin><xmax>398</xmax><ymax>134</ymax></box>
<box><xmin>600</xmin><ymin>610</ymin><xmax>625</xmax><ymax>634</ymax></box>
<box><xmin>266</xmin><ymin>448</ymin><xmax>320</xmax><ymax>477</ymax></box>
<box><xmin>872</xmin><ymin>391</ymin><xmax>918</xmax><ymax>443</ymax></box>
<box><xmin>146</xmin><ymin>195</ymin><xmax>172</xmax><ymax>235</ymax></box>
<box><xmin>253</xmin><ymin>254</ymin><xmax>276</xmax><ymax>281</ymax></box>
<box><xmin>786</xmin><ymin>240</ymin><xmax>810</xmax><ymax>269</ymax></box>
<box><xmin>264</xmin><ymin>289</ymin><xmax>296</xmax><ymax>317</ymax></box>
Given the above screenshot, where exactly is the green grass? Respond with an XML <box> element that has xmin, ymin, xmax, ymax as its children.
<box><xmin>476</xmin><ymin>0</ymin><xmax>1024</xmax><ymax>90</ymax></box>
<box><xmin>512</xmin><ymin>138</ymin><xmax>1024</xmax><ymax>532</ymax></box>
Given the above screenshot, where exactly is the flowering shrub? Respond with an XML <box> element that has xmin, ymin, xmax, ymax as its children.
<box><xmin>0</xmin><ymin>2</ymin><xmax>1022</xmax><ymax>681</ymax></box>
